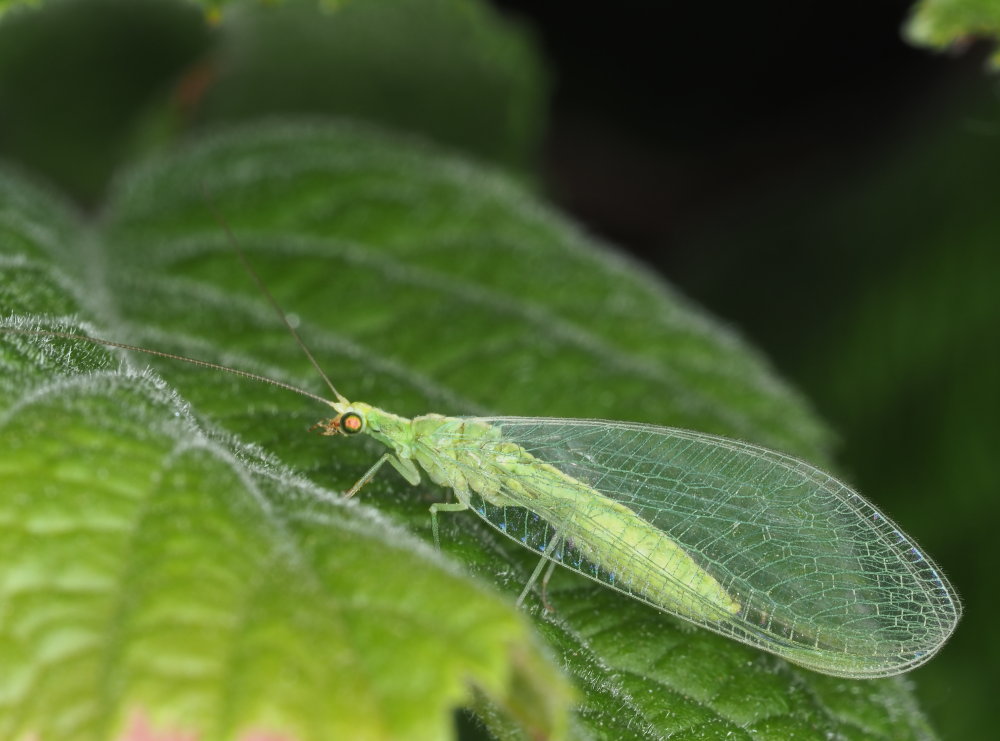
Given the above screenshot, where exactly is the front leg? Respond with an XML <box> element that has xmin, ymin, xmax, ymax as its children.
<box><xmin>388</xmin><ymin>454</ymin><xmax>422</xmax><ymax>485</ymax></box>
<box><xmin>345</xmin><ymin>453</ymin><xmax>421</xmax><ymax>498</ymax></box>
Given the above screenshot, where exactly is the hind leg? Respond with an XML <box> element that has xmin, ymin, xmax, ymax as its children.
<box><xmin>429</xmin><ymin>501</ymin><xmax>469</xmax><ymax>549</ymax></box>
<box><xmin>516</xmin><ymin>531</ymin><xmax>564</xmax><ymax>610</ymax></box>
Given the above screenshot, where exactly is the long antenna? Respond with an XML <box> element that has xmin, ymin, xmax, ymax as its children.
<box><xmin>201</xmin><ymin>186</ymin><xmax>348</xmax><ymax>404</ymax></box>
<box><xmin>3</xmin><ymin>328</ymin><xmax>334</xmax><ymax>406</ymax></box>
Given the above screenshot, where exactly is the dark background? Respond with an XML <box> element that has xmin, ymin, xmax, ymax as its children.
<box><xmin>0</xmin><ymin>0</ymin><xmax>994</xmax><ymax>737</ymax></box>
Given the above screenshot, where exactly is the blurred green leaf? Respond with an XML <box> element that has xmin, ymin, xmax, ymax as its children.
<box><xmin>0</xmin><ymin>0</ymin><xmax>544</xmax><ymax>205</ymax></box>
<box><xmin>0</xmin><ymin>0</ymin><xmax>212</xmax><ymax>204</ymax></box>
<box><xmin>906</xmin><ymin>0</ymin><xmax>1000</xmax><ymax>65</ymax></box>
<box><xmin>0</xmin><ymin>121</ymin><xmax>943</xmax><ymax>739</ymax></box>
<box><xmin>0</xmin><ymin>0</ymin><xmax>38</xmax><ymax>16</ymax></box>
<box><xmin>198</xmin><ymin>0</ymin><xmax>547</xmax><ymax>174</ymax></box>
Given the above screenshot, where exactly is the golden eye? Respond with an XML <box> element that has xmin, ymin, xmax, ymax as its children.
<box><xmin>340</xmin><ymin>411</ymin><xmax>364</xmax><ymax>435</ymax></box>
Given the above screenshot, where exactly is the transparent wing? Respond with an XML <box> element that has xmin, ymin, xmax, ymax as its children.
<box><xmin>420</xmin><ymin>417</ymin><xmax>960</xmax><ymax>678</ymax></box>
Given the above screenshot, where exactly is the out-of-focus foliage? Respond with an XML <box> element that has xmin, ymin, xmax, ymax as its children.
<box><xmin>0</xmin><ymin>0</ymin><xmax>38</xmax><ymax>16</ymax></box>
<box><xmin>0</xmin><ymin>0</ymin><xmax>332</xmax><ymax>21</ymax></box>
<box><xmin>907</xmin><ymin>0</ymin><xmax>1000</xmax><ymax>65</ymax></box>
<box><xmin>195</xmin><ymin>0</ymin><xmax>547</xmax><ymax>174</ymax></box>
<box><xmin>0</xmin><ymin>0</ymin><xmax>545</xmax><ymax>205</ymax></box>
<box><xmin>0</xmin><ymin>0</ymin><xmax>211</xmax><ymax>201</ymax></box>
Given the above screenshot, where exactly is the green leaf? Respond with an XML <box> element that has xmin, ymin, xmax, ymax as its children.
<box><xmin>1</xmin><ymin>121</ymin><xmax>940</xmax><ymax>739</ymax></box>
<box><xmin>0</xmin><ymin>163</ymin><xmax>571</xmax><ymax>738</ymax></box>
<box><xmin>905</xmin><ymin>0</ymin><xmax>1000</xmax><ymax>66</ymax></box>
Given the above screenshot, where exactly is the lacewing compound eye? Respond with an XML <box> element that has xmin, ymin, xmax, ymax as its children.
<box><xmin>340</xmin><ymin>412</ymin><xmax>364</xmax><ymax>435</ymax></box>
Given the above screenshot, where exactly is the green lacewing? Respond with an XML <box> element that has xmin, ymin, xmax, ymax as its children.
<box><xmin>1</xmin><ymin>212</ymin><xmax>961</xmax><ymax>679</ymax></box>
